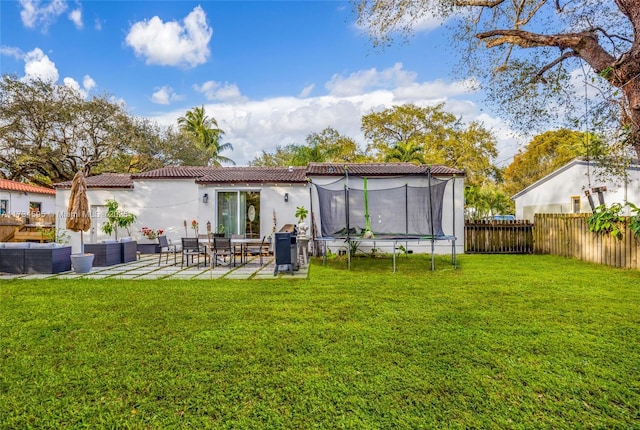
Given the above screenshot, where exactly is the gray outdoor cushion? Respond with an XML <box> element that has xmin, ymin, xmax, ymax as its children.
<box><xmin>29</xmin><ymin>243</ymin><xmax>56</xmax><ymax>249</ymax></box>
<box><xmin>4</xmin><ymin>242</ymin><xmax>31</xmax><ymax>249</ymax></box>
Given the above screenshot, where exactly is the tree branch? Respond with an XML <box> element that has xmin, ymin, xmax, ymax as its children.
<box><xmin>476</xmin><ymin>29</ymin><xmax>617</xmax><ymax>74</ymax></box>
<box><xmin>455</xmin><ymin>0</ymin><xmax>505</xmax><ymax>7</ymax></box>
<box><xmin>515</xmin><ymin>0</ymin><xmax>546</xmax><ymax>27</ymax></box>
<box><xmin>534</xmin><ymin>51</ymin><xmax>579</xmax><ymax>83</ymax></box>
<box><xmin>592</xmin><ymin>26</ymin><xmax>634</xmax><ymax>45</ymax></box>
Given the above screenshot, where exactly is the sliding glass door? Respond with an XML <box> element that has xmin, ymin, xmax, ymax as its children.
<box><xmin>217</xmin><ymin>191</ymin><xmax>260</xmax><ymax>238</ymax></box>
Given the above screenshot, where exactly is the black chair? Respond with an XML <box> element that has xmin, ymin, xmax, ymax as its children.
<box><xmin>181</xmin><ymin>238</ymin><xmax>204</xmax><ymax>268</ymax></box>
<box><xmin>158</xmin><ymin>235</ymin><xmax>178</xmax><ymax>266</ymax></box>
<box><xmin>244</xmin><ymin>236</ymin><xmax>270</xmax><ymax>266</ymax></box>
<box><xmin>212</xmin><ymin>237</ymin><xmax>234</xmax><ymax>268</ymax></box>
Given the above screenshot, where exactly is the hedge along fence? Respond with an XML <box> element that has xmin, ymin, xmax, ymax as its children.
<box><xmin>534</xmin><ymin>213</ymin><xmax>640</xmax><ymax>270</ymax></box>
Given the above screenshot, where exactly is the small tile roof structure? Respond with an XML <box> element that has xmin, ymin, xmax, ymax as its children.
<box><xmin>195</xmin><ymin>166</ymin><xmax>308</xmax><ymax>184</ymax></box>
<box><xmin>131</xmin><ymin>166</ymin><xmax>216</xmax><ymax>179</ymax></box>
<box><xmin>54</xmin><ymin>173</ymin><xmax>133</xmax><ymax>189</ymax></box>
<box><xmin>306</xmin><ymin>162</ymin><xmax>464</xmax><ymax>177</ymax></box>
<box><xmin>0</xmin><ymin>179</ymin><xmax>56</xmax><ymax>195</ymax></box>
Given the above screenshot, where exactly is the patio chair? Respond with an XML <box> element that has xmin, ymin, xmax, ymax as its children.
<box><xmin>181</xmin><ymin>237</ymin><xmax>204</xmax><ymax>268</ymax></box>
<box><xmin>243</xmin><ymin>236</ymin><xmax>270</xmax><ymax>265</ymax></box>
<box><xmin>212</xmin><ymin>237</ymin><xmax>235</xmax><ymax>268</ymax></box>
<box><xmin>231</xmin><ymin>234</ymin><xmax>245</xmax><ymax>263</ymax></box>
<box><xmin>158</xmin><ymin>235</ymin><xmax>178</xmax><ymax>266</ymax></box>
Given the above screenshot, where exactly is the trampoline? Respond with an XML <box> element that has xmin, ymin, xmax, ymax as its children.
<box><xmin>311</xmin><ymin>167</ymin><xmax>457</xmax><ymax>271</ymax></box>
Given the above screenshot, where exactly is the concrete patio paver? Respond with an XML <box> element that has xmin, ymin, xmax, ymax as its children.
<box><xmin>0</xmin><ymin>253</ymin><xmax>309</xmax><ymax>280</ymax></box>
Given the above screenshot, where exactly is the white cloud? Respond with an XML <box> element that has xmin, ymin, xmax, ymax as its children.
<box><xmin>62</xmin><ymin>75</ymin><xmax>96</xmax><ymax>98</ymax></box>
<box><xmin>0</xmin><ymin>46</ymin><xmax>25</xmax><ymax>60</ymax></box>
<box><xmin>125</xmin><ymin>6</ymin><xmax>212</xmax><ymax>68</ymax></box>
<box><xmin>94</xmin><ymin>18</ymin><xmax>103</xmax><ymax>31</ymax></box>
<box><xmin>19</xmin><ymin>0</ymin><xmax>67</xmax><ymax>31</ymax></box>
<box><xmin>17</xmin><ymin>48</ymin><xmax>97</xmax><ymax>97</ymax></box>
<box><xmin>63</xmin><ymin>77</ymin><xmax>82</xmax><ymax>94</ymax></box>
<box><xmin>193</xmin><ymin>80</ymin><xmax>246</xmax><ymax>102</ymax></box>
<box><xmin>325</xmin><ymin>62</ymin><xmax>416</xmax><ymax>96</ymax></box>
<box><xmin>149</xmin><ymin>64</ymin><xmax>516</xmax><ymax>166</ymax></box>
<box><xmin>151</xmin><ymin>86</ymin><xmax>183</xmax><ymax>105</ymax></box>
<box><xmin>392</xmin><ymin>78</ymin><xmax>480</xmax><ymax>100</ymax></box>
<box><xmin>83</xmin><ymin>75</ymin><xmax>96</xmax><ymax>92</ymax></box>
<box><xmin>23</xmin><ymin>48</ymin><xmax>58</xmax><ymax>82</ymax></box>
<box><xmin>69</xmin><ymin>8</ymin><xmax>83</xmax><ymax>29</ymax></box>
<box><xmin>299</xmin><ymin>84</ymin><xmax>315</xmax><ymax>98</ymax></box>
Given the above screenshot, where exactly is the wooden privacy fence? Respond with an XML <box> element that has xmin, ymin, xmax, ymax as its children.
<box><xmin>534</xmin><ymin>213</ymin><xmax>640</xmax><ymax>270</ymax></box>
<box><xmin>0</xmin><ymin>214</ymin><xmax>56</xmax><ymax>242</ymax></box>
<box><xmin>465</xmin><ymin>220</ymin><xmax>533</xmax><ymax>254</ymax></box>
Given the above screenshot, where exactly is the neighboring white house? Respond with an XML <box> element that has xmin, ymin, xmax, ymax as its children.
<box><xmin>54</xmin><ymin>163</ymin><xmax>465</xmax><ymax>255</ymax></box>
<box><xmin>0</xmin><ymin>179</ymin><xmax>56</xmax><ymax>215</ymax></box>
<box><xmin>512</xmin><ymin>158</ymin><xmax>640</xmax><ymax>222</ymax></box>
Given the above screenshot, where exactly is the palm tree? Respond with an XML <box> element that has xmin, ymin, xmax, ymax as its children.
<box><xmin>383</xmin><ymin>140</ymin><xmax>424</xmax><ymax>164</ymax></box>
<box><xmin>178</xmin><ymin>106</ymin><xmax>235</xmax><ymax>166</ymax></box>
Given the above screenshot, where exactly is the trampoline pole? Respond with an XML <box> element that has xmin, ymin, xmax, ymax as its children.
<box><xmin>428</xmin><ymin>167</ymin><xmax>435</xmax><ymax>271</ymax></box>
<box><xmin>452</xmin><ymin>176</ymin><xmax>457</xmax><ymax>268</ymax></box>
<box><xmin>403</xmin><ymin>182</ymin><xmax>409</xmax><ymax>239</ymax></box>
<box><xmin>345</xmin><ymin>166</ymin><xmax>350</xmax><ymax>270</ymax></box>
<box><xmin>405</xmin><ymin>183</ymin><xmax>408</xmax><ymax>257</ymax></box>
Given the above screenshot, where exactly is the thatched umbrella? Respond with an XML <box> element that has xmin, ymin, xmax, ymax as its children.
<box><xmin>66</xmin><ymin>170</ymin><xmax>92</xmax><ymax>254</ymax></box>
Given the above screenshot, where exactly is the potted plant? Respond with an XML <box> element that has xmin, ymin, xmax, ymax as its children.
<box><xmin>140</xmin><ymin>227</ymin><xmax>164</xmax><ymax>242</ymax></box>
<box><xmin>214</xmin><ymin>223</ymin><xmax>225</xmax><ymax>238</ymax></box>
<box><xmin>295</xmin><ymin>206</ymin><xmax>309</xmax><ymax>236</ymax></box>
<box><xmin>101</xmin><ymin>199</ymin><xmax>136</xmax><ymax>240</ymax></box>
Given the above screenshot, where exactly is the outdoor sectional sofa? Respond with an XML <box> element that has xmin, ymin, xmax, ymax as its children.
<box><xmin>0</xmin><ymin>242</ymin><xmax>72</xmax><ymax>274</ymax></box>
<box><xmin>84</xmin><ymin>238</ymin><xmax>137</xmax><ymax>267</ymax></box>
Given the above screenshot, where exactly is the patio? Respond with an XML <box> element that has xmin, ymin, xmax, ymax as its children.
<box><xmin>0</xmin><ymin>253</ymin><xmax>309</xmax><ymax>280</ymax></box>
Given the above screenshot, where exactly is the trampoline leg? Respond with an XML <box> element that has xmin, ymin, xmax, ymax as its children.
<box><xmin>431</xmin><ymin>239</ymin><xmax>435</xmax><ymax>271</ymax></box>
<box><xmin>392</xmin><ymin>240</ymin><xmax>397</xmax><ymax>273</ymax></box>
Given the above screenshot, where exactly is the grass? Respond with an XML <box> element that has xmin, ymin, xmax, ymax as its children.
<box><xmin>1</xmin><ymin>254</ymin><xmax>639</xmax><ymax>428</ymax></box>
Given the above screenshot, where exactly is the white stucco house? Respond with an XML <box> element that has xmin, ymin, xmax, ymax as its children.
<box><xmin>0</xmin><ymin>179</ymin><xmax>56</xmax><ymax>215</ymax></box>
<box><xmin>53</xmin><ymin>163</ymin><xmax>465</xmax><ymax>255</ymax></box>
<box><xmin>512</xmin><ymin>158</ymin><xmax>640</xmax><ymax>222</ymax></box>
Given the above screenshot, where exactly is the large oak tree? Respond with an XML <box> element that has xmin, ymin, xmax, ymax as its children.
<box><xmin>0</xmin><ymin>75</ymin><xmax>135</xmax><ymax>185</ymax></box>
<box><xmin>362</xmin><ymin>103</ymin><xmax>498</xmax><ymax>186</ymax></box>
<box><xmin>354</xmin><ymin>0</ymin><xmax>640</xmax><ymax>161</ymax></box>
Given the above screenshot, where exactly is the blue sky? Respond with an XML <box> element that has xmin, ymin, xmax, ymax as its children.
<box><xmin>1</xmin><ymin>0</ymin><xmax>521</xmax><ymax>166</ymax></box>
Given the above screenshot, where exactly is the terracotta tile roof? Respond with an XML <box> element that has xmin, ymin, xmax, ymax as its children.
<box><xmin>131</xmin><ymin>166</ymin><xmax>216</xmax><ymax>179</ymax></box>
<box><xmin>196</xmin><ymin>166</ymin><xmax>308</xmax><ymax>184</ymax></box>
<box><xmin>306</xmin><ymin>163</ymin><xmax>465</xmax><ymax>177</ymax></box>
<box><xmin>0</xmin><ymin>179</ymin><xmax>56</xmax><ymax>195</ymax></box>
<box><xmin>54</xmin><ymin>173</ymin><xmax>133</xmax><ymax>189</ymax></box>
<box><xmin>51</xmin><ymin>163</ymin><xmax>463</xmax><ymax>189</ymax></box>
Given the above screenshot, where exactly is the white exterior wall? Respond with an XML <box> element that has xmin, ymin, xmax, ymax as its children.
<box><xmin>127</xmin><ymin>179</ymin><xmax>200</xmax><ymax>243</ymax></box>
<box><xmin>514</xmin><ymin>162</ymin><xmax>640</xmax><ymax>222</ymax></box>
<box><xmin>200</xmin><ymin>183</ymin><xmax>310</xmax><ymax>238</ymax></box>
<box><xmin>0</xmin><ymin>190</ymin><xmax>56</xmax><ymax>215</ymax></box>
<box><xmin>56</xmin><ymin>180</ymin><xmax>199</xmax><ymax>253</ymax></box>
<box><xmin>55</xmin><ymin>179</ymin><xmax>310</xmax><ymax>253</ymax></box>
<box><xmin>309</xmin><ymin>175</ymin><xmax>465</xmax><ymax>255</ymax></box>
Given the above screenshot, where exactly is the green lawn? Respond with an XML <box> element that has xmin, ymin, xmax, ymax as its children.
<box><xmin>1</xmin><ymin>254</ymin><xmax>639</xmax><ymax>428</ymax></box>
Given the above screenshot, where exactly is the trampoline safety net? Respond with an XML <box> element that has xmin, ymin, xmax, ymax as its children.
<box><xmin>314</xmin><ymin>174</ymin><xmax>447</xmax><ymax>238</ymax></box>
